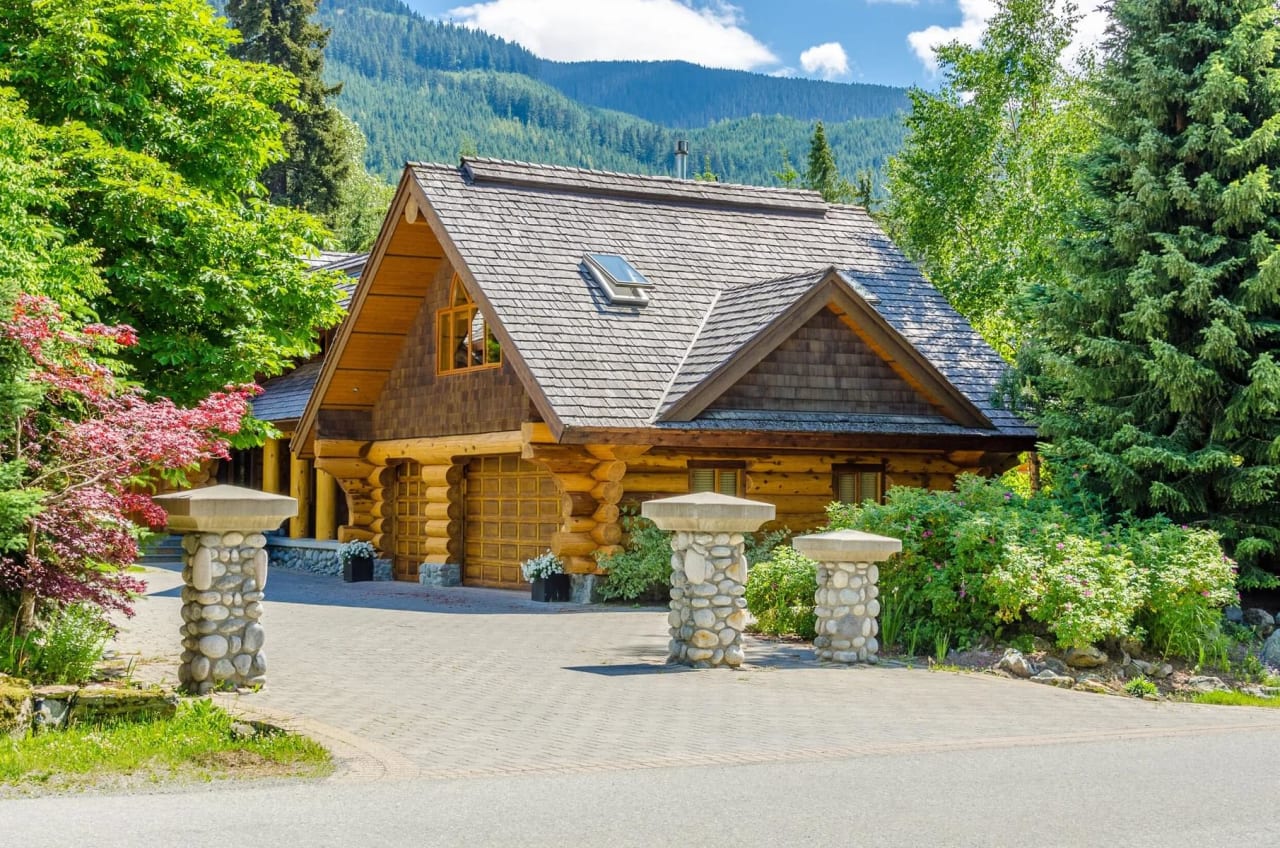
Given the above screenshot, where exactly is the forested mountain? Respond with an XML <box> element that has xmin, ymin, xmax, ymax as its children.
<box><xmin>293</xmin><ymin>0</ymin><xmax>911</xmax><ymax>186</ymax></box>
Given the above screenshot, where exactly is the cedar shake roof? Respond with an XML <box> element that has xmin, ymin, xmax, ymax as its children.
<box><xmin>405</xmin><ymin>158</ymin><xmax>1033</xmax><ymax>441</ymax></box>
<box><xmin>306</xmin><ymin>250</ymin><xmax>368</xmax><ymax>308</ymax></box>
<box><xmin>253</xmin><ymin>359</ymin><xmax>324</xmax><ymax>424</ymax></box>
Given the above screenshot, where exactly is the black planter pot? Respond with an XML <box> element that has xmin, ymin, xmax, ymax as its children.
<box><xmin>530</xmin><ymin>573</ymin><xmax>571</xmax><ymax>602</ymax></box>
<box><xmin>343</xmin><ymin>556</ymin><xmax>374</xmax><ymax>583</ymax></box>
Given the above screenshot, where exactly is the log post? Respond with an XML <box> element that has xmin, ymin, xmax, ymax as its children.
<box><xmin>262</xmin><ymin>437</ymin><xmax>282</xmax><ymax>495</ymax></box>
<box><xmin>289</xmin><ymin>455</ymin><xmax>312</xmax><ymax>539</ymax></box>
<box><xmin>314</xmin><ymin>468</ymin><xmax>338</xmax><ymax>541</ymax></box>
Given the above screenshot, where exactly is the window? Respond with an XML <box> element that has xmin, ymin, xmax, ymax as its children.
<box><xmin>689</xmin><ymin>463</ymin><xmax>744</xmax><ymax>497</ymax></box>
<box><xmin>833</xmin><ymin>464</ymin><xmax>885</xmax><ymax>505</ymax></box>
<box><xmin>437</xmin><ymin>274</ymin><xmax>501</xmax><ymax>374</ymax></box>
<box><xmin>583</xmin><ymin>253</ymin><xmax>652</xmax><ymax>306</ymax></box>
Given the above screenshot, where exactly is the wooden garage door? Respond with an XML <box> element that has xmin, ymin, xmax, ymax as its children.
<box><xmin>392</xmin><ymin>460</ymin><xmax>430</xmax><ymax>581</ymax></box>
<box><xmin>464</xmin><ymin>454</ymin><xmax>559</xmax><ymax>588</ymax></box>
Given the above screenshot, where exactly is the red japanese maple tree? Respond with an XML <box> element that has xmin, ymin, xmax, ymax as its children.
<box><xmin>0</xmin><ymin>294</ymin><xmax>255</xmax><ymax>634</ymax></box>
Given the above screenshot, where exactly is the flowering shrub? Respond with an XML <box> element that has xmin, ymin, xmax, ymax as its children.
<box><xmin>520</xmin><ymin>550</ymin><xmax>564</xmax><ymax>581</ymax></box>
<box><xmin>0</xmin><ymin>294</ymin><xmax>254</xmax><ymax>636</ymax></box>
<box><xmin>337</xmin><ymin>540</ymin><xmax>377</xmax><ymax>565</ymax></box>
<box><xmin>827</xmin><ymin>475</ymin><xmax>1236</xmax><ymax>657</ymax></box>
<box><xmin>744</xmin><ymin>546</ymin><xmax>819</xmax><ymax>639</ymax></box>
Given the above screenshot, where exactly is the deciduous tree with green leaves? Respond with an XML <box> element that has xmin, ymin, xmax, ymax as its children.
<box><xmin>0</xmin><ymin>0</ymin><xmax>344</xmax><ymax>405</ymax></box>
<box><xmin>1030</xmin><ymin>0</ymin><xmax>1280</xmax><ymax>586</ymax></box>
<box><xmin>884</xmin><ymin>0</ymin><xmax>1093</xmax><ymax>356</ymax></box>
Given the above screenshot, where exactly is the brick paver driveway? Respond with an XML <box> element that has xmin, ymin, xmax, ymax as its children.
<box><xmin>121</xmin><ymin>565</ymin><xmax>1279</xmax><ymax>782</ymax></box>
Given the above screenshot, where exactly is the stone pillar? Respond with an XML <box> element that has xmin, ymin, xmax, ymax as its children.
<box><xmin>642</xmin><ymin>493</ymin><xmax>774</xmax><ymax>668</ymax></box>
<box><xmin>154</xmin><ymin>485</ymin><xmax>297</xmax><ymax>694</ymax></box>
<box><xmin>792</xmin><ymin>529</ymin><xmax>901</xmax><ymax>664</ymax></box>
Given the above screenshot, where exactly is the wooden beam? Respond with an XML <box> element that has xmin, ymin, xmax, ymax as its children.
<box><xmin>262</xmin><ymin>437</ymin><xmax>282</xmax><ymax>495</ymax></box>
<box><xmin>314</xmin><ymin>468</ymin><xmax>338</xmax><ymax>541</ymax></box>
<box><xmin>289</xmin><ymin>456</ymin><xmax>313</xmax><ymax>538</ymax></box>
<box><xmin>365</xmin><ymin>431</ymin><xmax>523</xmax><ymax>465</ymax></box>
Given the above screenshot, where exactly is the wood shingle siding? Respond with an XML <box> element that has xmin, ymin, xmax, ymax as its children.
<box><xmin>373</xmin><ymin>261</ymin><xmax>533</xmax><ymax>441</ymax></box>
<box><xmin>709</xmin><ymin>308</ymin><xmax>939</xmax><ymax>417</ymax></box>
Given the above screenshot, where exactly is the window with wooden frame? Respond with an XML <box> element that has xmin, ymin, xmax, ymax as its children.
<box><xmin>436</xmin><ymin>274</ymin><xmax>502</xmax><ymax>374</ymax></box>
<box><xmin>833</xmin><ymin>463</ymin><xmax>885</xmax><ymax>505</ymax></box>
<box><xmin>688</xmin><ymin>462</ymin><xmax>744</xmax><ymax>497</ymax></box>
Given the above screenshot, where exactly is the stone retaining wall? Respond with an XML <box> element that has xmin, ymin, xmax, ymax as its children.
<box><xmin>267</xmin><ymin>538</ymin><xmax>392</xmax><ymax>581</ymax></box>
<box><xmin>1</xmin><ymin>675</ymin><xmax>177</xmax><ymax>737</ymax></box>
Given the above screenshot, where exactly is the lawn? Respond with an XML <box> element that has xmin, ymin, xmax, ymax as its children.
<box><xmin>0</xmin><ymin>699</ymin><xmax>331</xmax><ymax>795</ymax></box>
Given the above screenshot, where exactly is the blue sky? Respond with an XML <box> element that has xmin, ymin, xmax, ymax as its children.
<box><xmin>400</xmin><ymin>0</ymin><xmax>1107</xmax><ymax>89</ymax></box>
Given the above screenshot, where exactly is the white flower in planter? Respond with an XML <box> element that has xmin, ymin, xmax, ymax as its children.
<box><xmin>520</xmin><ymin>550</ymin><xmax>564</xmax><ymax>581</ymax></box>
<box><xmin>337</xmin><ymin>540</ymin><xmax>377</xmax><ymax>565</ymax></box>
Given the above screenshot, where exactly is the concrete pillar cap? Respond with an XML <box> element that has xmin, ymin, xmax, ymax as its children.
<box><xmin>641</xmin><ymin>492</ymin><xmax>775</xmax><ymax>532</ymax></box>
<box><xmin>153</xmin><ymin>484</ymin><xmax>298</xmax><ymax>533</ymax></box>
<box><xmin>792</xmin><ymin>529</ymin><xmax>902</xmax><ymax>563</ymax></box>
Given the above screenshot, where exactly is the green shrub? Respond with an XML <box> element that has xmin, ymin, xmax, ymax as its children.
<box><xmin>1124</xmin><ymin>676</ymin><xmax>1157</xmax><ymax>697</ymax></box>
<box><xmin>744</xmin><ymin>547</ymin><xmax>818</xmax><ymax>639</ymax></box>
<box><xmin>597</xmin><ymin>511</ymin><xmax>672</xmax><ymax>601</ymax></box>
<box><xmin>0</xmin><ymin>604</ymin><xmax>112</xmax><ymax>685</ymax></box>
<box><xmin>827</xmin><ymin>475</ymin><xmax>1236</xmax><ymax>658</ymax></box>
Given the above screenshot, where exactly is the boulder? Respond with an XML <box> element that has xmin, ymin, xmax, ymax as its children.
<box><xmin>1065</xmin><ymin>645</ymin><xmax>1109</xmax><ymax>668</ymax></box>
<box><xmin>998</xmin><ymin>648</ymin><xmax>1034</xmax><ymax>678</ymax></box>
<box><xmin>1223</xmin><ymin>606</ymin><xmax>1244</xmax><ymax>624</ymax></box>
<box><xmin>1187</xmin><ymin>675</ymin><xmax>1229</xmax><ymax>693</ymax></box>
<box><xmin>1261</xmin><ymin>630</ymin><xmax>1280</xmax><ymax>671</ymax></box>
<box><xmin>1076</xmin><ymin>678</ymin><xmax>1111</xmax><ymax>695</ymax></box>
<box><xmin>1</xmin><ymin>674</ymin><xmax>33</xmax><ymax>738</ymax></box>
<box><xmin>1243</xmin><ymin>608</ymin><xmax>1276</xmax><ymax>637</ymax></box>
<box><xmin>1031</xmin><ymin>669</ymin><xmax>1075</xmax><ymax>688</ymax></box>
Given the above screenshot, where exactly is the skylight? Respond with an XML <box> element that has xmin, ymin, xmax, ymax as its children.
<box><xmin>583</xmin><ymin>253</ymin><xmax>651</xmax><ymax>306</ymax></box>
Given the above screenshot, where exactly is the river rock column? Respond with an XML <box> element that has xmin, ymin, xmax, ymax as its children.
<box><xmin>153</xmin><ymin>485</ymin><xmax>297</xmax><ymax>694</ymax></box>
<box><xmin>642</xmin><ymin>493</ymin><xmax>774</xmax><ymax>668</ymax></box>
<box><xmin>793</xmin><ymin>529</ymin><xmax>902</xmax><ymax>664</ymax></box>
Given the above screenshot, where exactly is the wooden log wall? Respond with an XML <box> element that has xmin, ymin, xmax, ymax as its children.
<box><xmin>522</xmin><ymin>423</ymin><xmax>648</xmax><ymax>575</ymax></box>
<box><xmin>620</xmin><ymin>448</ymin><xmax>992</xmax><ymax>533</ymax></box>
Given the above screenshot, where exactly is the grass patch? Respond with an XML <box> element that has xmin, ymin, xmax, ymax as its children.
<box><xmin>0</xmin><ymin>699</ymin><xmax>330</xmax><ymax>794</ymax></box>
<box><xmin>1191</xmin><ymin>691</ymin><xmax>1280</xmax><ymax>709</ymax></box>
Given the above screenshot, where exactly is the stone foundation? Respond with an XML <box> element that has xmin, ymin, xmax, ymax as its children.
<box><xmin>178</xmin><ymin>531</ymin><xmax>269</xmax><ymax>694</ymax></box>
<box><xmin>267</xmin><ymin>538</ymin><xmax>393</xmax><ymax>581</ymax></box>
<box><xmin>419</xmin><ymin>562</ymin><xmax>461</xmax><ymax>587</ymax></box>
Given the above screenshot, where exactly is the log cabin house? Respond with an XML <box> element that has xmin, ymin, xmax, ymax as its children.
<box><xmin>290</xmin><ymin>158</ymin><xmax>1035</xmax><ymax>591</ymax></box>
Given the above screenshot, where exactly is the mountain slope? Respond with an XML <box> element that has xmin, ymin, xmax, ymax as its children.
<box><xmin>318</xmin><ymin>0</ymin><xmax>910</xmax><ymax>185</ymax></box>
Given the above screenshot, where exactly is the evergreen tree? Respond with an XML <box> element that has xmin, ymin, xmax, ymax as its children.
<box><xmin>1031</xmin><ymin>0</ymin><xmax>1280</xmax><ymax>585</ymax></box>
<box><xmin>227</xmin><ymin>0</ymin><xmax>352</xmax><ymax>216</ymax></box>
<box><xmin>805</xmin><ymin>121</ymin><xmax>848</xmax><ymax>202</ymax></box>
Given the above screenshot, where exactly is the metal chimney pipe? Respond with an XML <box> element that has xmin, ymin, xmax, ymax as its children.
<box><xmin>675</xmin><ymin>139</ymin><xmax>689</xmax><ymax>180</ymax></box>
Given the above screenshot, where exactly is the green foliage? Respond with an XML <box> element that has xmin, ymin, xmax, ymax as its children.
<box><xmin>884</xmin><ymin>0</ymin><xmax>1094</xmax><ymax>356</ymax></box>
<box><xmin>744</xmin><ymin>547</ymin><xmax>818</xmax><ymax>639</ymax></box>
<box><xmin>1124</xmin><ymin>676</ymin><xmax>1158</xmax><ymax>697</ymax></box>
<box><xmin>828</xmin><ymin>475</ymin><xmax>1237</xmax><ymax>656</ymax></box>
<box><xmin>1027</xmin><ymin>0</ymin><xmax>1280</xmax><ymax>578</ymax></box>
<box><xmin>0</xmin><ymin>0</ymin><xmax>344</xmax><ymax>404</ymax></box>
<box><xmin>805</xmin><ymin>121</ymin><xmax>851</xmax><ymax>203</ymax></box>
<box><xmin>0</xmin><ymin>698</ymin><xmax>331</xmax><ymax>788</ymax></box>
<box><xmin>1</xmin><ymin>605</ymin><xmax>111</xmax><ymax>685</ymax></box>
<box><xmin>1191</xmin><ymin>690</ymin><xmax>1280</xmax><ymax>709</ymax></box>
<box><xmin>596</xmin><ymin>511</ymin><xmax>672</xmax><ymax>602</ymax></box>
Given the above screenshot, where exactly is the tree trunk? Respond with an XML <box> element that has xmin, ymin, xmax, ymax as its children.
<box><xmin>16</xmin><ymin>588</ymin><xmax>36</xmax><ymax>637</ymax></box>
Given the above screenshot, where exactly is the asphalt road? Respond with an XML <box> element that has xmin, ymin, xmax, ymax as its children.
<box><xmin>4</xmin><ymin>725</ymin><xmax>1277</xmax><ymax>847</ymax></box>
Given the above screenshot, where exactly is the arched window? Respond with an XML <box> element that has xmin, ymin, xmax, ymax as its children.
<box><xmin>436</xmin><ymin>274</ymin><xmax>502</xmax><ymax>374</ymax></box>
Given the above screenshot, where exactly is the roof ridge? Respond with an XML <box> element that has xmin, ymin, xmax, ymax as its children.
<box><xmin>652</xmin><ymin>289</ymin><xmax>723</xmax><ymax>423</ymax></box>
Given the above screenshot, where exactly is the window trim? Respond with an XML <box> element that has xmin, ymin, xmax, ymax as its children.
<box><xmin>832</xmin><ymin>462</ymin><xmax>886</xmax><ymax>505</ymax></box>
<box><xmin>436</xmin><ymin>274</ymin><xmax>502</xmax><ymax>376</ymax></box>
<box><xmin>688</xmin><ymin>461</ymin><xmax>745</xmax><ymax>497</ymax></box>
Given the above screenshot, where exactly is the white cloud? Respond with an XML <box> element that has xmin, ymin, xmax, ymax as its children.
<box><xmin>446</xmin><ymin>0</ymin><xmax>777</xmax><ymax>71</ymax></box>
<box><xmin>799</xmin><ymin>42</ymin><xmax>850</xmax><ymax>80</ymax></box>
<box><xmin>907</xmin><ymin>0</ymin><xmax>1108</xmax><ymax>74</ymax></box>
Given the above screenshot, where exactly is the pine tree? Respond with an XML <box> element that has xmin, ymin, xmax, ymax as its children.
<box><xmin>1031</xmin><ymin>0</ymin><xmax>1280</xmax><ymax>584</ymax></box>
<box><xmin>227</xmin><ymin>0</ymin><xmax>352</xmax><ymax>216</ymax></box>
<box><xmin>805</xmin><ymin>122</ymin><xmax>843</xmax><ymax>202</ymax></box>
